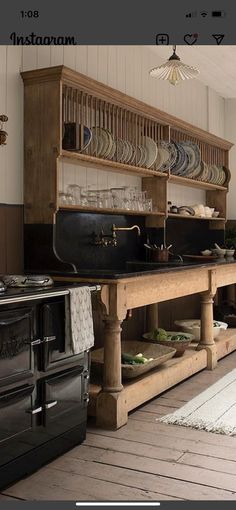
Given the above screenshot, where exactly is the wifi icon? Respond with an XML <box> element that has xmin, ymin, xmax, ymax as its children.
<box><xmin>200</xmin><ymin>11</ymin><xmax>208</xmax><ymax>17</ymax></box>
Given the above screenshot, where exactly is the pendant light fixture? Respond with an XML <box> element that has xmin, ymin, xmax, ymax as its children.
<box><xmin>149</xmin><ymin>46</ymin><xmax>200</xmax><ymax>86</ymax></box>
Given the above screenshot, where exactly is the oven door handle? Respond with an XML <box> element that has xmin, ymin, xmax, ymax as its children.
<box><xmin>26</xmin><ymin>406</ymin><xmax>42</xmax><ymax>415</ymax></box>
<box><xmin>30</xmin><ymin>338</ymin><xmax>44</xmax><ymax>346</ymax></box>
<box><xmin>45</xmin><ymin>400</ymin><xmax>58</xmax><ymax>409</ymax></box>
<box><xmin>44</xmin><ymin>336</ymin><xmax>56</xmax><ymax>343</ymax></box>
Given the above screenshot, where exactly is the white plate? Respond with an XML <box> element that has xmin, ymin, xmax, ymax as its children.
<box><xmin>143</xmin><ymin>136</ymin><xmax>158</xmax><ymax>168</ymax></box>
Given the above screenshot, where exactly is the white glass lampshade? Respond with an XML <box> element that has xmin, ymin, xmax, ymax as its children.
<box><xmin>149</xmin><ymin>47</ymin><xmax>200</xmax><ymax>85</ymax></box>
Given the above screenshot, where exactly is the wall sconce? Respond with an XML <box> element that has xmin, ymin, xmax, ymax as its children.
<box><xmin>0</xmin><ymin>115</ymin><xmax>8</xmax><ymax>146</ymax></box>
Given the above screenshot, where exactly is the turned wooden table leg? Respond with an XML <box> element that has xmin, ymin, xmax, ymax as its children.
<box><xmin>146</xmin><ymin>303</ymin><xmax>158</xmax><ymax>331</ymax></box>
<box><xmin>96</xmin><ymin>317</ymin><xmax>128</xmax><ymax>429</ymax></box>
<box><xmin>197</xmin><ymin>291</ymin><xmax>217</xmax><ymax>370</ymax></box>
<box><xmin>103</xmin><ymin>319</ymin><xmax>123</xmax><ymax>393</ymax></box>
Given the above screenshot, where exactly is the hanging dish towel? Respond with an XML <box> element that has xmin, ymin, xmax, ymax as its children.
<box><xmin>65</xmin><ymin>286</ymin><xmax>94</xmax><ymax>354</ymax></box>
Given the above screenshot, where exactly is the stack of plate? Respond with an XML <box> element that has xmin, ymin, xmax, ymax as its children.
<box><xmin>65</xmin><ymin>125</ymin><xmax>229</xmax><ymax>186</ymax></box>
<box><xmin>196</xmin><ymin>163</ymin><xmax>227</xmax><ymax>186</ymax></box>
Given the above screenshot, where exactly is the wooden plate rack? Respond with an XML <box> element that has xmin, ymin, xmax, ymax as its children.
<box><xmin>21</xmin><ymin>65</ymin><xmax>233</xmax><ymax>227</ymax></box>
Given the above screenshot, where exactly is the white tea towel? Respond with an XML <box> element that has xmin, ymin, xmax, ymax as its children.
<box><xmin>65</xmin><ymin>286</ymin><xmax>94</xmax><ymax>354</ymax></box>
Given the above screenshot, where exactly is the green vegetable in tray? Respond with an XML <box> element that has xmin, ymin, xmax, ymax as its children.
<box><xmin>121</xmin><ymin>352</ymin><xmax>153</xmax><ymax>365</ymax></box>
<box><xmin>169</xmin><ymin>334</ymin><xmax>188</xmax><ymax>341</ymax></box>
<box><xmin>152</xmin><ymin>328</ymin><xmax>168</xmax><ymax>341</ymax></box>
<box><xmin>150</xmin><ymin>328</ymin><xmax>189</xmax><ymax>342</ymax></box>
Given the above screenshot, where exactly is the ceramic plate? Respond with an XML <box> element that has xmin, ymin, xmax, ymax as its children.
<box><xmin>159</xmin><ymin>141</ymin><xmax>177</xmax><ymax>172</ymax></box>
<box><xmin>107</xmin><ymin>139</ymin><xmax>116</xmax><ymax>160</ymax></box>
<box><xmin>90</xmin><ymin>128</ymin><xmax>98</xmax><ymax>155</ymax></box>
<box><xmin>139</xmin><ymin>145</ymin><xmax>148</xmax><ymax>167</ymax></box>
<box><xmin>143</xmin><ymin>136</ymin><xmax>158</xmax><ymax>168</ymax></box>
<box><xmin>135</xmin><ymin>145</ymin><xmax>143</xmax><ymax>166</ymax></box>
<box><xmin>115</xmin><ymin>138</ymin><xmax>126</xmax><ymax>162</ymax></box>
<box><xmin>180</xmin><ymin>141</ymin><xmax>196</xmax><ymax>173</ymax></box>
<box><xmin>103</xmin><ymin>129</ymin><xmax>114</xmax><ymax>158</ymax></box>
<box><xmin>129</xmin><ymin>143</ymin><xmax>137</xmax><ymax>165</ymax></box>
<box><xmin>171</xmin><ymin>142</ymin><xmax>188</xmax><ymax>175</ymax></box>
<box><xmin>156</xmin><ymin>144</ymin><xmax>170</xmax><ymax>171</ymax></box>
<box><xmin>91</xmin><ymin>127</ymin><xmax>105</xmax><ymax>156</ymax></box>
<box><xmin>122</xmin><ymin>140</ymin><xmax>131</xmax><ymax>164</ymax></box>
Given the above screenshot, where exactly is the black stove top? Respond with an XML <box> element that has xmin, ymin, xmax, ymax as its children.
<box><xmin>0</xmin><ymin>281</ymin><xmax>79</xmax><ymax>301</ymax></box>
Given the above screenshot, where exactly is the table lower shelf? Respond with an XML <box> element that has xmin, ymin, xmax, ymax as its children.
<box><xmin>89</xmin><ymin>329</ymin><xmax>236</xmax><ymax>419</ymax></box>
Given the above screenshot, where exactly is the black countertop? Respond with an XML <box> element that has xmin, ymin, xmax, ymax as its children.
<box><xmin>0</xmin><ymin>260</ymin><xmax>235</xmax><ymax>302</ymax></box>
<box><xmin>43</xmin><ymin>258</ymin><xmax>236</xmax><ymax>280</ymax></box>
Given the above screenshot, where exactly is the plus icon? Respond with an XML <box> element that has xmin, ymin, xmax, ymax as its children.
<box><xmin>156</xmin><ymin>33</ymin><xmax>169</xmax><ymax>45</ymax></box>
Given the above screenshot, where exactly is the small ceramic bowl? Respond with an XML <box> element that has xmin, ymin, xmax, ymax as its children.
<box><xmin>226</xmin><ymin>249</ymin><xmax>235</xmax><ymax>257</ymax></box>
<box><xmin>215</xmin><ymin>248</ymin><xmax>226</xmax><ymax>258</ymax></box>
<box><xmin>212</xmin><ymin>211</ymin><xmax>220</xmax><ymax>218</ymax></box>
<box><xmin>201</xmin><ymin>250</ymin><xmax>212</xmax><ymax>256</ymax></box>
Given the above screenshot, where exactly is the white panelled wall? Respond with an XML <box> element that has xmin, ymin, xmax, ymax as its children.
<box><xmin>0</xmin><ymin>45</ymin><xmax>234</xmax><ymax>215</ymax></box>
<box><xmin>224</xmin><ymin>100</ymin><xmax>236</xmax><ymax>220</ymax></box>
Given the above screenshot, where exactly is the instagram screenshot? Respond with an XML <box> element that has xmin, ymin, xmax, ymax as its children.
<box><xmin>0</xmin><ymin>1</ymin><xmax>235</xmax><ymax>508</ymax></box>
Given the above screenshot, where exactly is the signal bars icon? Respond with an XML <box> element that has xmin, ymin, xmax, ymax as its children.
<box><xmin>186</xmin><ymin>11</ymin><xmax>197</xmax><ymax>18</ymax></box>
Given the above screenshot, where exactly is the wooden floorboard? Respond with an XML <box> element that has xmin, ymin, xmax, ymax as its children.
<box><xmin>3</xmin><ymin>350</ymin><xmax>236</xmax><ymax>501</ymax></box>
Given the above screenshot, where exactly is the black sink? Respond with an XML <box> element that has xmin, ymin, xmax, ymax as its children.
<box><xmin>63</xmin><ymin>260</ymin><xmax>199</xmax><ymax>279</ymax></box>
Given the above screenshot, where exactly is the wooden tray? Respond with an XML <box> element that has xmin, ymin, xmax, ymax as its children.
<box><xmin>183</xmin><ymin>254</ymin><xmax>218</xmax><ymax>262</ymax></box>
<box><xmin>91</xmin><ymin>340</ymin><xmax>176</xmax><ymax>379</ymax></box>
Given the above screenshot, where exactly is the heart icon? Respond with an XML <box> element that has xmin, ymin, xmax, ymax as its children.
<box><xmin>184</xmin><ymin>33</ymin><xmax>198</xmax><ymax>45</ymax></box>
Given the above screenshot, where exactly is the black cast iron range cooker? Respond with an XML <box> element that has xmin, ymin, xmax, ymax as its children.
<box><xmin>0</xmin><ymin>273</ymin><xmax>91</xmax><ymax>490</ymax></box>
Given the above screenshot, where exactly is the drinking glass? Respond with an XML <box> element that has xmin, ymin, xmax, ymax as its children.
<box><xmin>67</xmin><ymin>184</ymin><xmax>82</xmax><ymax>204</ymax></box>
<box><xmin>111</xmin><ymin>188</ymin><xmax>125</xmax><ymax>209</ymax></box>
<box><xmin>144</xmin><ymin>198</ymin><xmax>153</xmax><ymax>212</ymax></box>
<box><xmin>58</xmin><ymin>192</ymin><xmax>76</xmax><ymax>206</ymax></box>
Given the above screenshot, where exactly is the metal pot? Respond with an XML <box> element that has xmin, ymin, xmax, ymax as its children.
<box><xmin>0</xmin><ymin>280</ymin><xmax>7</xmax><ymax>293</ymax></box>
<box><xmin>2</xmin><ymin>275</ymin><xmax>54</xmax><ymax>288</ymax></box>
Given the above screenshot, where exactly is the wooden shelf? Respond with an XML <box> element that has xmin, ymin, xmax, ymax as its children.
<box><xmin>60</xmin><ymin>151</ymin><xmax>228</xmax><ymax>192</ymax></box>
<box><xmin>59</xmin><ymin>204</ymin><xmax>166</xmax><ymax>217</ymax></box>
<box><xmin>60</xmin><ymin>150</ymin><xmax>168</xmax><ymax>179</ymax></box>
<box><xmin>168</xmin><ymin>213</ymin><xmax>226</xmax><ymax>221</ymax></box>
<box><xmin>168</xmin><ymin>174</ymin><xmax>228</xmax><ymax>191</ymax></box>
<box><xmin>89</xmin><ymin>330</ymin><xmax>236</xmax><ymax>420</ymax></box>
<box><xmin>89</xmin><ymin>344</ymin><xmax>208</xmax><ymax>417</ymax></box>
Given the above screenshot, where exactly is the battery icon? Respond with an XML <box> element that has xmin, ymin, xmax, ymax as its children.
<box><xmin>212</xmin><ymin>11</ymin><xmax>226</xmax><ymax>17</ymax></box>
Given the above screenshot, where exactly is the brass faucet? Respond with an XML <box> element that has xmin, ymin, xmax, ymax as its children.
<box><xmin>92</xmin><ymin>223</ymin><xmax>141</xmax><ymax>247</ymax></box>
<box><xmin>92</xmin><ymin>227</ymin><xmax>117</xmax><ymax>247</ymax></box>
<box><xmin>112</xmin><ymin>224</ymin><xmax>141</xmax><ymax>237</ymax></box>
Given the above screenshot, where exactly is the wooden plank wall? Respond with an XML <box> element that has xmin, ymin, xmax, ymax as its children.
<box><xmin>0</xmin><ymin>205</ymin><xmax>24</xmax><ymax>274</ymax></box>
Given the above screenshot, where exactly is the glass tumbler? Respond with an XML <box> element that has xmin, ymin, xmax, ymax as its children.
<box><xmin>67</xmin><ymin>184</ymin><xmax>82</xmax><ymax>204</ymax></box>
<box><xmin>111</xmin><ymin>188</ymin><xmax>125</xmax><ymax>209</ymax></box>
<box><xmin>58</xmin><ymin>192</ymin><xmax>76</xmax><ymax>206</ymax></box>
<box><xmin>144</xmin><ymin>198</ymin><xmax>153</xmax><ymax>212</ymax></box>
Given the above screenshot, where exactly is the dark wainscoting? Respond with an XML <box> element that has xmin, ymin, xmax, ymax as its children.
<box><xmin>0</xmin><ymin>204</ymin><xmax>24</xmax><ymax>274</ymax></box>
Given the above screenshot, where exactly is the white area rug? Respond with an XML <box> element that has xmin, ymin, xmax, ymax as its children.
<box><xmin>158</xmin><ymin>369</ymin><xmax>236</xmax><ymax>435</ymax></box>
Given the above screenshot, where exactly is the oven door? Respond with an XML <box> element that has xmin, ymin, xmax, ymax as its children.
<box><xmin>0</xmin><ymin>384</ymin><xmax>37</xmax><ymax>467</ymax></box>
<box><xmin>0</xmin><ymin>307</ymin><xmax>36</xmax><ymax>386</ymax></box>
<box><xmin>42</xmin><ymin>366</ymin><xmax>88</xmax><ymax>436</ymax></box>
<box><xmin>41</xmin><ymin>299</ymin><xmax>85</xmax><ymax>371</ymax></box>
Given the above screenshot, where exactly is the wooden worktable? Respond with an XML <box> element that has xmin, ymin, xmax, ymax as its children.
<box><xmin>55</xmin><ymin>261</ymin><xmax>236</xmax><ymax>429</ymax></box>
